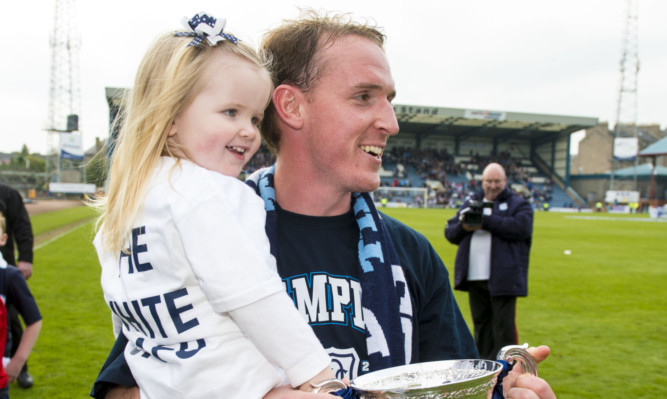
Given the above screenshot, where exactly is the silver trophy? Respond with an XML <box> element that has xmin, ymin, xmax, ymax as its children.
<box><xmin>315</xmin><ymin>344</ymin><xmax>539</xmax><ymax>399</ymax></box>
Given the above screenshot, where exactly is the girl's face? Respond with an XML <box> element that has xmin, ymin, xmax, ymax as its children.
<box><xmin>169</xmin><ymin>51</ymin><xmax>271</xmax><ymax>177</ymax></box>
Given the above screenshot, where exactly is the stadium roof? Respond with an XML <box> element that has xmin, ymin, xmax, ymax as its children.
<box><xmin>393</xmin><ymin>104</ymin><xmax>598</xmax><ymax>145</ymax></box>
<box><xmin>639</xmin><ymin>135</ymin><xmax>667</xmax><ymax>156</ymax></box>
<box><xmin>613</xmin><ymin>163</ymin><xmax>667</xmax><ymax>177</ymax></box>
<box><xmin>104</xmin><ymin>88</ymin><xmax>600</xmax><ymax>147</ymax></box>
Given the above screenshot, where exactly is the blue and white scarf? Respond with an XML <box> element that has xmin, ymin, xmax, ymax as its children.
<box><xmin>246</xmin><ymin>165</ymin><xmax>413</xmax><ymax>371</ymax></box>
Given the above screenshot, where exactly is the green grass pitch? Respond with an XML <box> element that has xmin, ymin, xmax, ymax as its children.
<box><xmin>11</xmin><ymin>205</ymin><xmax>666</xmax><ymax>398</ymax></box>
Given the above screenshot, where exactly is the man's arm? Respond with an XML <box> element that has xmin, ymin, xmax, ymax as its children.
<box><xmin>104</xmin><ymin>386</ymin><xmax>140</xmax><ymax>399</ymax></box>
<box><xmin>444</xmin><ymin>199</ymin><xmax>474</xmax><ymax>245</ymax></box>
<box><xmin>385</xmin><ymin>213</ymin><xmax>478</xmax><ymax>361</ymax></box>
<box><xmin>263</xmin><ymin>386</ymin><xmax>339</xmax><ymax>399</ymax></box>
<box><xmin>483</xmin><ymin>196</ymin><xmax>533</xmax><ymax>241</ymax></box>
<box><xmin>90</xmin><ymin>333</ymin><xmax>137</xmax><ymax>399</ymax></box>
<box><xmin>7</xmin><ymin>188</ymin><xmax>34</xmax><ymax>265</ymax></box>
<box><xmin>412</xmin><ymin>235</ymin><xmax>478</xmax><ymax>361</ymax></box>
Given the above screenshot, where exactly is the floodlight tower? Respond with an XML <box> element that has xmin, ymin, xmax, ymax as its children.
<box><xmin>610</xmin><ymin>0</ymin><xmax>639</xmax><ymax>190</ymax></box>
<box><xmin>45</xmin><ymin>0</ymin><xmax>81</xmax><ymax>183</ymax></box>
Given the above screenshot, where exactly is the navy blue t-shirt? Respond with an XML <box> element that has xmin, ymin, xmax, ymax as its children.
<box><xmin>275</xmin><ymin>206</ymin><xmax>370</xmax><ymax>380</ymax></box>
<box><xmin>0</xmin><ymin>264</ymin><xmax>41</xmax><ymax>353</ymax></box>
<box><xmin>274</xmin><ymin>206</ymin><xmax>477</xmax><ymax>380</ymax></box>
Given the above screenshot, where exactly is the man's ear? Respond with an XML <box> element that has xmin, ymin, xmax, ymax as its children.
<box><xmin>272</xmin><ymin>84</ymin><xmax>304</xmax><ymax>130</ymax></box>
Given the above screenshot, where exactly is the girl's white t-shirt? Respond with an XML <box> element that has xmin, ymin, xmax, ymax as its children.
<box><xmin>94</xmin><ymin>157</ymin><xmax>329</xmax><ymax>398</ymax></box>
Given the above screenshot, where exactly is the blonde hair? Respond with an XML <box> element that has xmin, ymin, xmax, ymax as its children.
<box><xmin>0</xmin><ymin>212</ymin><xmax>5</xmax><ymax>235</ymax></box>
<box><xmin>92</xmin><ymin>29</ymin><xmax>270</xmax><ymax>256</ymax></box>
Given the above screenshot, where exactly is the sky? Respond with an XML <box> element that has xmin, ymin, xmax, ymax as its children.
<box><xmin>1</xmin><ymin>0</ymin><xmax>665</xmax><ymax>156</ymax></box>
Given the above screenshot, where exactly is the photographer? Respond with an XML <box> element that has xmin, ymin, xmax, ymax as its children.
<box><xmin>445</xmin><ymin>163</ymin><xmax>534</xmax><ymax>360</ymax></box>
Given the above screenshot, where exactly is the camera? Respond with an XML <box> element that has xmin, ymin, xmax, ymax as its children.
<box><xmin>460</xmin><ymin>200</ymin><xmax>494</xmax><ymax>227</ymax></box>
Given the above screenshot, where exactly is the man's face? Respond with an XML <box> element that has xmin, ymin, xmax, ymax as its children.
<box><xmin>298</xmin><ymin>35</ymin><xmax>399</xmax><ymax>194</ymax></box>
<box><xmin>482</xmin><ymin>167</ymin><xmax>507</xmax><ymax>201</ymax></box>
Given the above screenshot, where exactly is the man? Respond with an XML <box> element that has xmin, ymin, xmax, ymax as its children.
<box><xmin>94</xmin><ymin>11</ymin><xmax>554</xmax><ymax>399</ymax></box>
<box><xmin>445</xmin><ymin>163</ymin><xmax>534</xmax><ymax>361</ymax></box>
<box><xmin>0</xmin><ymin>184</ymin><xmax>33</xmax><ymax>280</ymax></box>
<box><xmin>0</xmin><ymin>183</ymin><xmax>35</xmax><ymax>388</ymax></box>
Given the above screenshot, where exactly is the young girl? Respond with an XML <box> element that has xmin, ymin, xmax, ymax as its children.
<box><xmin>92</xmin><ymin>13</ymin><xmax>334</xmax><ymax>398</ymax></box>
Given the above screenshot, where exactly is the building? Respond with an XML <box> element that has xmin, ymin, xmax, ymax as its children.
<box><xmin>570</xmin><ymin>122</ymin><xmax>667</xmax><ymax>203</ymax></box>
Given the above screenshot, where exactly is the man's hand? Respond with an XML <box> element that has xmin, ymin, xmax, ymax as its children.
<box><xmin>17</xmin><ymin>261</ymin><xmax>32</xmax><ymax>280</ymax></box>
<box><xmin>105</xmin><ymin>386</ymin><xmax>140</xmax><ymax>399</ymax></box>
<box><xmin>106</xmin><ymin>380</ymin><xmax>343</xmax><ymax>398</ymax></box>
<box><xmin>461</xmin><ymin>223</ymin><xmax>482</xmax><ymax>232</ymax></box>
<box><xmin>502</xmin><ymin>346</ymin><xmax>556</xmax><ymax>399</ymax></box>
<box><xmin>263</xmin><ymin>385</ymin><xmax>337</xmax><ymax>399</ymax></box>
<box><xmin>458</xmin><ymin>208</ymin><xmax>482</xmax><ymax>232</ymax></box>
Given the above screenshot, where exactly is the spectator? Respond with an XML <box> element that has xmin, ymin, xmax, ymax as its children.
<box><xmin>0</xmin><ymin>184</ymin><xmax>33</xmax><ymax>279</ymax></box>
<box><xmin>445</xmin><ymin>163</ymin><xmax>534</xmax><ymax>359</ymax></box>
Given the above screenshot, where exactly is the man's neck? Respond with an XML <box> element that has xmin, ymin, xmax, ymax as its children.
<box><xmin>273</xmin><ymin>162</ymin><xmax>352</xmax><ymax>217</ymax></box>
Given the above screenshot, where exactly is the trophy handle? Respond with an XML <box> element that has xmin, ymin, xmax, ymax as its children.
<box><xmin>310</xmin><ymin>379</ymin><xmax>348</xmax><ymax>394</ymax></box>
<box><xmin>497</xmin><ymin>343</ymin><xmax>539</xmax><ymax>377</ymax></box>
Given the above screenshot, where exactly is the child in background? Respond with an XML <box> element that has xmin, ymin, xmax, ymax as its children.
<box><xmin>0</xmin><ymin>213</ymin><xmax>42</xmax><ymax>398</ymax></box>
<box><xmin>91</xmin><ymin>13</ymin><xmax>334</xmax><ymax>399</ymax></box>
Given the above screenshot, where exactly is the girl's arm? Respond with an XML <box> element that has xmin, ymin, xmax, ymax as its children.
<box><xmin>229</xmin><ymin>291</ymin><xmax>334</xmax><ymax>389</ymax></box>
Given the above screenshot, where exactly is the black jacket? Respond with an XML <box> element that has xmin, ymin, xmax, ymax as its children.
<box><xmin>0</xmin><ymin>184</ymin><xmax>34</xmax><ymax>264</ymax></box>
<box><xmin>445</xmin><ymin>187</ymin><xmax>533</xmax><ymax>296</ymax></box>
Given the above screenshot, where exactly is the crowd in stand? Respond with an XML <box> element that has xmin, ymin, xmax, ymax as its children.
<box><xmin>242</xmin><ymin>145</ymin><xmax>276</xmax><ymax>175</ymax></box>
<box><xmin>244</xmin><ymin>145</ymin><xmax>553</xmax><ymax>208</ymax></box>
<box><xmin>379</xmin><ymin>146</ymin><xmax>553</xmax><ymax>208</ymax></box>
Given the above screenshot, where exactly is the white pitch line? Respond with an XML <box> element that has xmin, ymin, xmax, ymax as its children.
<box><xmin>34</xmin><ymin>222</ymin><xmax>91</xmax><ymax>251</ymax></box>
<box><xmin>564</xmin><ymin>216</ymin><xmax>667</xmax><ymax>223</ymax></box>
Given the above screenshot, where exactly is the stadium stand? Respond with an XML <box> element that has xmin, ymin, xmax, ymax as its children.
<box><xmin>380</xmin><ymin>104</ymin><xmax>598</xmax><ymax>208</ymax></box>
<box><xmin>241</xmin><ymin>143</ymin><xmax>582</xmax><ymax>209</ymax></box>
<box><xmin>377</xmin><ymin>147</ymin><xmax>563</xmax><ymax>209</ymax></box>
<box><xmin>105</xmin><ymin>88</ymin><xmax>600</xmax><ymax>208</ymax></box>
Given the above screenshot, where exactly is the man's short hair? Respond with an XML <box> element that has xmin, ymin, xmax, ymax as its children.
<box><xmin>259</xmin><ymin>9</ymin><xmax>385</xmax><ymax>153</ymax></box>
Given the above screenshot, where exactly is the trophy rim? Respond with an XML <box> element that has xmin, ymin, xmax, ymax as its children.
<box><xmin>350</xmin><ymin>359</ymin><xmax>503</xmax><ymax>396</ymax></box>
